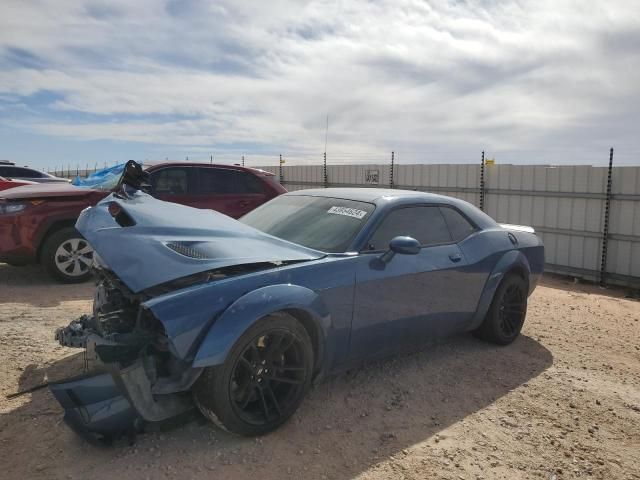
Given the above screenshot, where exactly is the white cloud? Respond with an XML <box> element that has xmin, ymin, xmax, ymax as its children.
<box><xmin>1</xmin><ymin>0</ymin><xmax>639</xmax><ymax>164</ymax></box>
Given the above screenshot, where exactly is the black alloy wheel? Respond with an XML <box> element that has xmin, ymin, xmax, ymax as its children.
<box><xmin>497</xmin><ymin>283</ymin><xmax>526</xmax><ymax>338</ymax></box>
<box><xmin>194</xmin><ymin>313</ymin><xmax>313</xmax><ymax>436</ymax></box>
<box><xmin>474</xmin><ymin>274</ymin><xmax>528</xmax><ymax>345</ymax></box>
<box><xmin>229</xmin><ymin>330</ymin><xmax>308</xmax><ymax>425</ymax></box>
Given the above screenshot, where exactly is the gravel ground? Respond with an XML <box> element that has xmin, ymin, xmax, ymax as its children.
<box><xmin>0</xmin><ymin>263</ymin><xmax>639</xmax><ymax>480</ymax></box>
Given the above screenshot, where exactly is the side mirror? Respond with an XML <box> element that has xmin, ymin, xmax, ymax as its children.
<box><xmin>380</xmin><ymin>236</ymin><xmax>420</xmax><ymax>262</ymax></box>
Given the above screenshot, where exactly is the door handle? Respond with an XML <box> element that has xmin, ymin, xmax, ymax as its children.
<box><xmin>448</xmin><ymin>253</ymin><xmax>462</xmax><ymax>263</ymax></box>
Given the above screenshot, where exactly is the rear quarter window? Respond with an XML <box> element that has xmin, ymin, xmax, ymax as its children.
<box><xmin>439</xmin><ymin>206</ymin><xmax>477</xmax><ymax>242</ymax></box>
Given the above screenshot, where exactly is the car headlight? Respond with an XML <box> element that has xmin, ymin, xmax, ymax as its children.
<box><xmin>0</xmin><ymin>203</ymin><xmax>27</xmax><ymax>215</ymax></box>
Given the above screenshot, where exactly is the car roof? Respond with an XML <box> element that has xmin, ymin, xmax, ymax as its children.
<box><xmin>285</xmin><ymin>187</ymin><xmax>498</xmax><ymax>229</ymax></box>
<box><xmin>285</xmin><ymin>187</ymin><xmax>451</xmax><ymax>204</ymax></box>
<box><xmin>142</xmin><ymin>161</ymin><xmax>274</xmax><ymax>175</ymax></box>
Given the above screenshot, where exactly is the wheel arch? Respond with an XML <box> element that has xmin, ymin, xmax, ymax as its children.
<box><xmin>192</xmin><ymin>284</ymin><xmax>330</xmax><ymax>373</ymax></box>
<box><xmin>468</xmin><ymin>250</ymin><xmax>532</xmax><ymax>331</ymax></box>
<box><xmin>279</xmin><ymin>307</ymin><xmax>325</xmax><ymax>377</ymax></box>
<box><xmin>36</xmin><ymin>219</ymin><xmax>79</xmax><ymax>262</ymax></box>
<box><xmin>506</xmin><ymin>264</ymin><xmax>530</xmax><ymax>290</ymax></box>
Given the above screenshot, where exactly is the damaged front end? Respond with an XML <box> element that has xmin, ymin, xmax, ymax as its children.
<box><xmin>49</xmin><ymin>163</ymin><xmax>323</xmax><ymax>442</ymax></box>
<box><xmin>51</xmin><ymin>269</ymin><xmax>200</xmax><ymax>444</ymax></box>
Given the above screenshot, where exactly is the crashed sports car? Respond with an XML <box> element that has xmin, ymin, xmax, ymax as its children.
<box><xmin>51</xmin><ymin>169</ymin><xmax>544</xmax><ymax>442</ymax></box>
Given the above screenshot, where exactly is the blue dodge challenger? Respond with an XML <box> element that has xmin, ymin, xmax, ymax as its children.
<box><xmin>51</xmin><ymin>171</ymin><xmax>544</xmax><ymax>442</ymax></box>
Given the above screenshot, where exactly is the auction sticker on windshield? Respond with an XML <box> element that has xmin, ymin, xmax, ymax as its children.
<box><xmin>327</xmin><ymin>206</ymin><xmax>368</xmax><ymax>219</ymax></box>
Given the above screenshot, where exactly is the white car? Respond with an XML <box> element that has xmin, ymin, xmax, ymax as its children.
<box><xmin>0</xmin><ymin>160</ymin><xmax>69</xmax><ymax>183</ymax></box>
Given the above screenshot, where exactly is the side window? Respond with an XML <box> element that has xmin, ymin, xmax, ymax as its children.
<box><xmin>240</xmin><ymin>172</ymin><xmax>267</xmax><ymax>194</ymax></box>
<box><xmin>440</xmin><ymin>206</ymin><xmax>477</xmax><ymax>242</ymax></box>
<box><xmin>367</xmin><ymin>206</ymin><xmax>452</xmax><ymax>250</ymax></box>
<box><xmin>150</xmin><ymin>168</ymin><xmax>189</xmax><ymax>194</ymax></box>
<box><xmin>20</xmin><ymin>168</ymin><xmax>46</xmax><ymax>178</ymax></box>
<box><xmin>0</xmin><ymin>167</ymin><xmax>35</xmax><ymax>178</ymax></box>
<box><xmin>0</xmin><ymin>166</ymin><xmax>46</xmax><ymax>178</ymax></box>
<box><xmin>196</xmin><ymin>168</ymin><xmax>265</xmax><ymax>194</ymax></box>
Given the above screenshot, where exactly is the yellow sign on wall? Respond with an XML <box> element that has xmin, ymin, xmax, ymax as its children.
<box><xmin>485</xmin><ymin>158</ymin><xmax>495</xmax><ymax>166</ymax></box>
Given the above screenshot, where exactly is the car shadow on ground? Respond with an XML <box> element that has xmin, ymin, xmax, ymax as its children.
<box><xmin>0</xmin><ymin>263</ymin><xmax>94</xmax><ymax>306</ymax></box>
<box><xmin>1</xmin><ymin>333</ymin><xmax>553</xmax><ymax>479</ymax></box>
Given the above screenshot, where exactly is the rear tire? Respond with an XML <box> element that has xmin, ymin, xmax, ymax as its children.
<box><xmin>41</xmin><ymin>227</ymin><xmax>94</xmax><ymax>283</ymax></box>
<box><xmin>193</xmin><ymin>313</ymin><xmax>313</xmax><ymax>436</ymax></box>
<box><xmin>474</xmin><ymin>274</ymin><xmax>528</xmax><ymax>345</ymax></box>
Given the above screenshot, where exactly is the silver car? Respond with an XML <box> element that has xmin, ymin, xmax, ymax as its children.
<box><xmin>0</xmin><ymin>161</ymin><xmax>69</xmax><ymax>183</ymax></box>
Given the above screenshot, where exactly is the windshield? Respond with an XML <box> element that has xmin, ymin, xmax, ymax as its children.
<box><xmin>240</xmin><ymin>195</ymin><xmax>375</xmax><ymax>253</ymax></box>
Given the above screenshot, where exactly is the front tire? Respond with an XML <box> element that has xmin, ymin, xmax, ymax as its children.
<box><xmin>474</xmin><ymin>274</ymin><xmax>528</xmax><ymax>345</ymax></box>
<box><xmin>41</xmin><ymin>227</ymin><xmax>94</xmax><ymax>283</ymax></box>
<box><xmin>193</xmin><ymin>313</ymin><xmax>313</xmax><ymax>436</ymax></box>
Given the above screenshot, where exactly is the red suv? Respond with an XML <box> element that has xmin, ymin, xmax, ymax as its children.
<box><xmin>0</xmin><ymin>162</ymin><xmax>286</xmax><ymax>283</ymax></box>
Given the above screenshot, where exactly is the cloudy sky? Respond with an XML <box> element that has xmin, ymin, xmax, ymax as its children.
<box><xmin>1</xmin><ymin>0</ymin><xmax>639</xmax><ymax>169</ymax></box>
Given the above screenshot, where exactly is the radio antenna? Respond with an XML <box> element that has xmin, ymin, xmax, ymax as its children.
<box><xmin>324</xmin><ymin>114</ymin><xmax>329</xmax><ymax>155</ymax></box>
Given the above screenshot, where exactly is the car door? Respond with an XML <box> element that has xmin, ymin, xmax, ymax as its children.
<box><xmin>189</xmin><ymin>167</ymin><xmax>268</xmax><ymax>218</ymax></box>
<box><xmin>349</xmin><ymin>205</ymin><xmax>475</xmax><ymax>361</ymax></box>
<box><xmin>148</xmin><ymin>166</ymin><xmax>194</xmax><ymax>206</ymax></box>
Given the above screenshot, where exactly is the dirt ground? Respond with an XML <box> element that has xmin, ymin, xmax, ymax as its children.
<box><xmin>0</xmin><ymin>264</ymin><xmax>638</xmax><ymax>480</ymax></box>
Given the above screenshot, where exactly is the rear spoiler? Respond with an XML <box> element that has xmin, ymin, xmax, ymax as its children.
<box><xmin>252</xmin><ymin>168</ymin><xmax>276</xmax><ymax>176</ymax></box>
<box><xmin>499</xmin><ymin>223</ymin><xmax>535</xmax><ymax>234</ymax></box>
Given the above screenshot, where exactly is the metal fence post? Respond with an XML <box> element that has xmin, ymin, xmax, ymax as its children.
<box><xmin>599</xmin><ymin>148</ymin><xmax>614</xmax><ymax>287</ymax></box>
<box><xmin>390</xmin><ymin>151</ymin><xmax>395</xmax><ymax>188</ymax></box>
<box><xmin>479</xmin><ymin>151</ymin><xmax>486</xmax><ymax>211</ymax></box>
<box><xmin>279</xmin><ymin>154</ymin><xmax>284</xmax><ymax>183</ymax></box>
<box><xmin>242</xmin><ymin>155</ymin><xmax>245</xmax><ymax>167</ymax></box>
<box><xmin>323</xmin><ymin>152</ymin><xmax>328</xmax><ymax>188</ymax></box>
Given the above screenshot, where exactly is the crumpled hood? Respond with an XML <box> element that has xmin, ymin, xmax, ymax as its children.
<box><xmin>76</xmin><ymin>191</ymin><xmax>324</xmax><ymax>293</ymax></box>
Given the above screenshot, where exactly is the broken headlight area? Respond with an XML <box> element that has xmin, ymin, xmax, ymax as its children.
<box><xmin>50</xmin><ymin>270</ymin><xmax>200</xmax><ymax>444</ymax></box>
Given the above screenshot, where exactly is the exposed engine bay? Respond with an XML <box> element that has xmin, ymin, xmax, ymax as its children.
<box><xmin>52</xmin><ymin>268</ymin><xmax>200</xmax><ymax>443</ymax></box>
<box><xmin>56</xmin><ymin>268</ymin><xmax>165</xmax><ymax>364</ymax></box>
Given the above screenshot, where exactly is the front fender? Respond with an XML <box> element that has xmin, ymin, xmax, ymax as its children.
<box><xmin>192</xmin><ymin>284</ymin><xmax>330</xmax><ymax>368</ymax></box>
<box><xmin>468</xmin><ymin>250</ymin><xmax>532</xmax><ymax>331</ymax></box>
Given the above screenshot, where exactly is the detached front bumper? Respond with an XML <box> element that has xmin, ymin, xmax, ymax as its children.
<box><xmin>49</xmin><ymin>371</ymin><xmax>142</xmax><ymax>444</ymax></box>
<box><xmin>51</xmin><ymin>316</ymin><xmax>196</xmax><ymax>444</ymax></box>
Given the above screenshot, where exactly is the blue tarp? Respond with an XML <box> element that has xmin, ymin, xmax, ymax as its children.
<box><xmin>72</xmin><ymin>163</ymin><xmax>126</xmax><ymax>188</ymax></box>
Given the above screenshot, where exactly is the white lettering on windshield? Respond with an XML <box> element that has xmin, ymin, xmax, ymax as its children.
<box><xmin>327</xmin><ymin>206</ymin><xmax>368</xmax><ymax>219</ymax></box>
